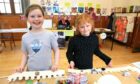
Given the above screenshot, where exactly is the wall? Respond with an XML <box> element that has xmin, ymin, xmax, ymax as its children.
<box><xmin>112</xmin><ymin>0</ymin><xmax>140</xmax><ymax>7</ymax></box>
<box><xmin>29</xmin><ymin>0</ymin><xmax>140</xmax><ymax>14</ymax></box>
<box><xmin>30</xmin><ymin>0</ymin><xmax>112</xmax><ymax>15</ymax></box>
<box><xmin>30</xmin><ymin>0</ymin><xmax>112</xmax><ymax>7</ymax></box>
<box><xmin>0</xmin><ymin>15</ymin><xmax>27</xmax><ymax>40</ymax></box>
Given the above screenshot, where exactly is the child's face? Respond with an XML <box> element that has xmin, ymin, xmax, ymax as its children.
<box><xmin>27</xmin><ymin>9</ymin><xmax>44</xmax><ymax>29</ymax></box>
<box><xmin>78</xmin><ymin>22</ymin><xmax>92</xmax><ymax>36</ymax></box>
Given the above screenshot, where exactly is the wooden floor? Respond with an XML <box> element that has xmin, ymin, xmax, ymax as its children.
<box><xmin>0</xmin><ymin>40</ymin><xmax>140</xmax><ymax>77</ymax></box>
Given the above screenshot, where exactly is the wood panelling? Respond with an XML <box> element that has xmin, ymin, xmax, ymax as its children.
<box><xmin>0</xmin><ymin>15</ymin><xmax>27</xmax><ymax>28</ymax></box>
<box><xmin>0</xmin><ymin>15</ymin><xmax>109</xmax><ymax>28</ymax></box>
<box><xmin>132</xmin><ymin>17</ymin><xmax>140</xmax><ymax>52</ymax></box>
<box><xmin>94</xmin><ymin>16</ymin><xmax>109</xmax><ymax>28</ymax></box>
<box><xmin>45</xmin><ymin>15</ymin><xmax>109</xmax><ymax>28</ymax></box>
<box><xmin>0</xmin><ymin>15</ymin><xmax>109</xmax><ymax>40</ymax></box>
<box><xmin>0</xmin><ymin>15</ymin><xmax>27</xmax><ymax>40</ymax></box>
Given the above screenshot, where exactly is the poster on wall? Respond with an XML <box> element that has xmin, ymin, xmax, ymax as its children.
<box><xmin>78</xmin><ymin>2</ymin><xmax>84</xmax><ymax>7</ymax></box>
<box><xmin>64</xmin><ymin>7</ymin><xmax>71</xmax><ymax>15</ymax></box>
<box><xmin>53</xmin><ymin>1</ymin><xmax>59</xmax><ymax>13</ymax></box>
<box><xmin>122</xmin><ymin>8</ymin><xmax>127</xmax><ymax>13</ymax></box>
<box><xmin>96</xmin><ymin>4</ymin><xmax>101</xmax><ymax>9</ymax></box>
<box><xmin>36</xmin><ymin>1</ymin><xmax>111</xmax><ymax>16</ymax></box>
<box><xmin>87</xmin><ymin>2</ymin><xmax>93</xmax><ymax>7</ymax></box>
<box><xmin>53</xmin><ymin>6</ymin><xmax>59</xmax><ymax>13</ymax></box>
<box><xmin>96</xmin><ymin>8</ymin><xmax>101</xmax><ymax>14</ymax></box>
<box><xmin>40</xmin><ymin>0</ymin><xmax>45</xmax><ymax>5</ymax></box>
<box><xmin>71</xmin><ymin>7</ymin><xmax>77</xmax><ymax>13</ymax></box>
<box><xmin>116</xmin><ymin>7</ymin><xmax>122</xmax><ymax>13</ymax></box>
<box><xmin>78</xmin><ymin>7</ymin><xmax>84</xmax><ymax>13</ymax></box>
<box><xmin>134</xmin><ymin>6</ymin><xmax>140</xmax><ymax>12</ymax></box>
<box><xmin>96</xmin><ymin>4</ymin><xmax>101</xmax><ymax>15</ymax></box>
<box><xmin>78</xmin><ymin>2</ymin><xmax>84</xmax><ymax>13</ymax></box>
<box><xmin>85</xmin><ymin>7</ymin><xmax>89</xmax><ymax>13</ymax></box>
<box><xmin>46</xmin><ymin>6</ymin><xmax>53</xmax><ymax>14</ymax></box>
<box><xmin>46</xmin><ymin>0</ymin><xmax>52</xmax><ymax>6</ymax></box>
<box><xmin>101</xmin><ymin>8</ymin><xmax>107</xmax><ymax>15</ymax></box>
<box><xmin>65</xmin><ymin>2</ymin><xmax>71</xmax><ymax>8</ymax></box>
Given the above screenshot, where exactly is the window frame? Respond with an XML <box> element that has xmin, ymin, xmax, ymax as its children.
<box><xmin>0</xmin><ymin>0</ymin><xmax>23</xmax><ymax>15</ymax></box>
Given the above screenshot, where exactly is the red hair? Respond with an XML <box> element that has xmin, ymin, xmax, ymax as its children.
<box><xmin>75</xmin><ymin>13</ymin><xmax>95</xmax><ymax>35</ymax></box>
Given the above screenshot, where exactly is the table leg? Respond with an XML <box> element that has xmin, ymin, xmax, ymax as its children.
<box><xmin>111</xmin><ymin>33</ymin><xmax>115</xmax><ymax>50</ymax></box>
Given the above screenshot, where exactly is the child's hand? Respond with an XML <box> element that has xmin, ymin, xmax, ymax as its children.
<box><xmin>69</xmin><ymin>61</ymin><xmax>75</xmax><ymax>69</ymax></box>
<box><xmin>107</xmin><ymin>60</ymin><xmax>112</xmax><ymax>68</ymax></box>
<box><xmin>15</xmin><ymin>66</ymin><xmax>24</xmax><ymax>73</ymax></box>
<box><xmin>51</xmin><ymin>64</ymin><xmax>58</xmax><ymax>71</ymax></box>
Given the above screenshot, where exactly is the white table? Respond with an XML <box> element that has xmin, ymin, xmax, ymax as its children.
<box><xmin>0</xmin><ymin>28</ymin><xmax>75</xmax><ymax>36</ymax></box>
<box><xmin>0</xmin><ymin>28</ymin><xmax>28</xmax><ymax>49</ymax></box>
<box><xmin>0</xmin><ymin>28</ymin><xmax>115</xmax><ymax>50</ymax></box>
<box><xmin>0</xmin><ymin>28</ymin><xmax>28</xmax><ymax>33</ymax></box>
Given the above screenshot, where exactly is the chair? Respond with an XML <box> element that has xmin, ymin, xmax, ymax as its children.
<box><xmin>0</xmin><ymin>41</ymin><xmax>3</xmax><ymax>53</ymax></box>
<box><xmin>54</xmin><ymin>32</ymin><xmax>66</xmax><ymax>48</ymax></box>
<box><xmin>0</xmin><ymin>22</ymin><xmax>16</xmax><ymax>50</ymax></box>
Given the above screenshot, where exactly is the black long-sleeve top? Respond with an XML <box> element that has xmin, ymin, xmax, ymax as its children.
<box><xmin>66</xmin><ymin>33</ymin><xmax>111</xmax><ymax>69</ymax></box>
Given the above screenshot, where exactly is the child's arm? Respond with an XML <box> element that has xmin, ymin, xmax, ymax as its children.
<box><xmin>94</xmin><ymin>47</ymin><xmax>112</xmax><ymax>67</ymax></box>
<box><xmin>15</xmin><ymin>52</ymin><xmax>28</xmax><ymax>72</ymax></box>
<box><xmin>94</xmin><ymin>35</ymin><xmax>112</xmax><ymax>67</ymax></box>
<box><xmin>54</xmin><ymin>48</ymin><xmax>60</xmax><ymax>65</ymax></box>
<box><xmin>51</xmin><ymin>48</ymin><xmax>60</xmax><ymax>71</ymax></box>
<box><xmin>66</xmin><ymin>38</ymin><xmax>75</xmax><ymax>68</ymax></box>
<box><xmin>50</xmin><ymin>33</ymin><xmax>60</xmax><ymax>71</ymax></box>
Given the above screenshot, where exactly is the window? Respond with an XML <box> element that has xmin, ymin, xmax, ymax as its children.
<box><xmin>14</xmin><ymin>0</ymin><xmax>22</xmax><ymax>13</ymax></box>
<box><xmin>0</xmin><ymin>0</ymin><xmax>23</xmax><ymax>14</ymax></box>
<box><xmin>0</xmin><ymin>0</ymin><xmax>11</xmax><ymax>13</ymax></box>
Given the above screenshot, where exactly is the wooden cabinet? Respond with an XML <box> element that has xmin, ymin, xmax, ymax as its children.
<box><xmin>132</xmin><ymin>17</ymin><xmax>140</xmax><ymax>52</ymax></box>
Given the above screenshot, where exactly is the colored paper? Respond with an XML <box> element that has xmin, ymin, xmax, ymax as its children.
<box><xmin>78</xmin><ymin>3</ymin><xmax>84</xmax><ymax>7</ymax></box>
<box><xmin>53</xmin><ymin>6</ymin><xmax>59</xmax><ymax>13</ymax></box>
<box><xmin>96</xmin><ymin>4</ymin><xmax>101</xmax><ymax>8</ymax></box>
<box><xmin>87</xmin><ymin>3</ymin><xmax>93</xmax><ymax>7</ymax></box>
<box><xmin>65</xmin><ymin>30</ymin><xmax>74</xmax><ymax>36</ymax></box>
<box><xmin>96</xmin><ymin>8</ymin><xmax>101</xmax><ymax>14</ymax></box>
<box><xmin>102</xmin><ymin>8</ymin><xmax>107</xmax><ymax>15</ymax></box>
<box><xmin>71</xmin><ymin>7</ymin><xmax>77</xmax><ymax>13</ymax></box>
<box><xmin>65</xmin><ymin>2</ymin><xmax>71</xmax><ymax>7</ymax></box>
<box><xmin>46</xmin><ymin>6</ymin><xmax>53</xmax><ymax>13</ymax></box>
<box><xmin>78</xmin><ymin>7</ymin><xmax>84</xmax><ymax>13</ymax></box>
